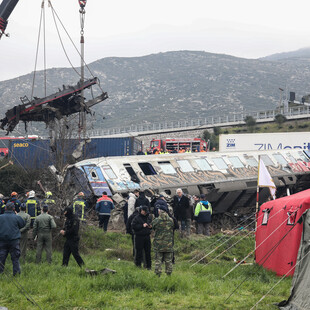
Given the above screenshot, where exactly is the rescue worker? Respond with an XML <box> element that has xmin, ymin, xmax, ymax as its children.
<box><xmin>95</xmin><ymin>191</ymin><xmax>114</xmax><ymax>231</ymax></box>
<box><xmin>73</xmin><ymin>192</ymin><xmax>87</xmax><ymax>222</ymax></box>
<box><xmin>33</xmin><ymin>205</ymin><xmax>56</xmax><ymax>264</ymax></box>
<box><xmin>18</xmin><ymin>204</ymin><xmax>31</xmax><ymax>261</ymax></box>
<box><xmin>131</xmin><ymin>205</ymin><xmax>152</xmax><ymax>269</ymax></box>
<box><xmin>0</xmin><ymin>202</ymin><xmax>25</xmax><ymax>276</ymax></box>
<box><xmin>42</xmin><ymin>191</ymin><xmax>56</xmax><ymax>214</ymax></box>
<box><xmin>194</xmin><ymin>194</ymin><xmax>212</xmax><ymax>236</ymax></box>
<box><xmin>60</xmin><ymin>207</ymin><xmax>85</xmax><ymax>267</ymax></box>
<box><xmin>0</xmin><ymin>194</ymin><xmax>5</xmax><ymax>214</ymax></box>
<box><xmin>25</xmin><ymin>190</ymin><xmax>41</xmax><ymax>227</ymax></box>
<box><xmin>152</xmin><ymin>205</ymin><xmax>175</xmax><ymax>276</ymax></box>
<box><xmin>7</xmin><ymin>191</ymin><xmax>21</xmax><ymax>213</ymax></box>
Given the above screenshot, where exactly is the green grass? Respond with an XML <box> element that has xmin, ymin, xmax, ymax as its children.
<box><xmin>0</xmin><ymin>229</ymin><xmax>291</xmax><ymax>310</ymax></box>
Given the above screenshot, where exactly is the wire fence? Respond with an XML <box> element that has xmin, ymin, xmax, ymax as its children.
<box><xmin>88</xmin><ymin>105</ymin><xmax>310</xmax><ymax>136</ymax></box>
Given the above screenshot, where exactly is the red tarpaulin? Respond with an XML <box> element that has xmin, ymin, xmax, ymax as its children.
<box><xmin>255</xmin><ymin>189</ymin><xmax>310</xmax><ymax>276</ymax></box>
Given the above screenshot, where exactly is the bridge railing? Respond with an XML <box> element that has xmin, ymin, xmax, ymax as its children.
<box><xmin>88</xmin><ymin>106</ymin><xmax>310</xmax><ymax>136</ymax></box>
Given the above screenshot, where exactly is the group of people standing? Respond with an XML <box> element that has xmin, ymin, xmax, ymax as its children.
<box><xmin>0</xmin><ymin>191</ymin><xmax>86</xmax><ymax>276</ymax></box>
<box><xmin>124</xmin><ymin>188</ymin><xmax>212</xmax><ymax>276</ymax></box>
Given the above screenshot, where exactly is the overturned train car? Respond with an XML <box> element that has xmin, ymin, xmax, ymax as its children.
<box><xmin>63</xmin><ymin>149</ymin><xmax>310</xmax><ymax>214</ymax></box>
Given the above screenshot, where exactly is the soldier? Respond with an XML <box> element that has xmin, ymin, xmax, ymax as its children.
<box><xmin>17</xmin><ymin>204</ymin><xmax>31</xmax><ymax>261</ymax></box>
<box><xmin>152</xmin><ymin>204</ymin><xmax>175</xmax><ymax>276</ymax></box>
<box><xmin>33</xmin><ymin>205</ymin><xmax>56</xmax><ymax>264</ymax></box>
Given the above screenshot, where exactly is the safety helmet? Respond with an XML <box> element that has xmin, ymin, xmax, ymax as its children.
<box><xmin>11</xmin><ymin>191</ymin><xmax>18</xmax><ymax>197</ymax></box>
<box><xmin>46</xmin><ymin>191</ymin><xmax>53</xmax><ymax>198</ymax></box>
<box><xmin>28</xmin><ymin>190</ymin><xmax>35</xmax><ymax>198</ymax></box>
<box><xmin>78</xmin><ymin>192</ymin><xmax>84</xmax><ymax>197</ymax></box>
<box><xmin>0</xmin><ymin>193</ymin><xmax>4</xmax><ymax>199</ymax></box>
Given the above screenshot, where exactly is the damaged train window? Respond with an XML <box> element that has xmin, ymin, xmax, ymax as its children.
<box><xmin>124</xmin><ymin>164</ymin><xmax>140</xmax><ymax>183</ymax></box>
<box><xmin>138</xmin><ymin>163</ymin><xmax>157</xmax><ymax>175</ymax></box>
<box><xmin>227</xmin><ymin>156</ymin><xmax>244</xmax><ymax>168</ymax></box>
<box><xmin>244</xmin><ymin>155</ymin><xmax>258</xmax><ymax>167</ymax></box>
<box><xmin>212</xmin><ymin>158</ymin><xmax>228</xmax><ymax>170</ymax></box>
<box><xmin>158</xmin><ymin>161</ymin><xmax>176</xmax><ymax>174</ymax></box>
<box><xmin>261</xmin><ymin>155</ymin><xmax>274</xmax><ymax>166</ymax></box>
<box><xmin>90</xmin><ymin>169</ymin><xmax>98</xmax><ymax>180</ymax></box>
<box><xmin>273</xmin><ymin>154</ymin><xmax>288</xmax><ymax>166</ymax></box>
<box><xmin>195</xmin><ymin>159</ymin><xmax>212</xmax><ymax>171</ymax></box>
<box><xmin>102</xmin><ymin>165</ymin><xmax>117</xmax><ymax>179</ymax></box>
<box><xmin>262</xmin><ymin>209</ymin><xmax>271</xmax><ymax>225</ymax></box>
<box><xmin>177</xmin><ymin>160</ymin><xmax>194</xmax><ymax>172</ymax></box>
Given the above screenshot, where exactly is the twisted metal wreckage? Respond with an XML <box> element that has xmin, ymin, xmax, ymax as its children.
<box><xmin>0</xmin><ymin>78</ymin><xmax>108</xmax><ymax>134</ymax></box>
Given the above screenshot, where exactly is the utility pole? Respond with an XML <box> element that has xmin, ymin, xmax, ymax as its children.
<box><xmin>79</xmin><ymin>0</ymin><xmax>86</xmax><ymax>139</ymax></box>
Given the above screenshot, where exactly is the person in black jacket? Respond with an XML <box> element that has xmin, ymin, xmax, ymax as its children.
<box><xmin>134</xmin><ymin>191</ymin><xmax>150</xmax><ymax>210</ymax></box>
<box><xmin>126</xmin><ymin>208</ymin><xmax>139</xmax><ymax>257</ymax></box>
<box><xmin>131</xmin><ymin>205</ymin><xmax>152</xmax><ymax>269</ymax></box>
<box><xmin>173</xmin><ymin>188</ymin><xmax>190</xmax><ymax>238</ymax></box>
<box><xmin>60</xmin><ymin>207</ymin><xmax>84</xmax><ymax>267</ymax></box>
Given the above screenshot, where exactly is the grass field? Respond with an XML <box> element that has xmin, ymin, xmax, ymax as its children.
<box><xmin>0</xmin><ymin>228</ymin><xmax>291</xmax><ymax>310</ymax></box>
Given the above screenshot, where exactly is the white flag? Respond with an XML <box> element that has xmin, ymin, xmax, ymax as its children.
<box><xmin>258</xmin><ymin>157</ymin><xmax>276</xmax><ymax>200</ymax></box>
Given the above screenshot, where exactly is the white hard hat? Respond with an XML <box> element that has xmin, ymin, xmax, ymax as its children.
<box><xmin>0</xmin><ymin>193</ymin><xmax>3</xmax><ymax>199</ymax></box>
<box><xmin>28</xmin><ymin>190</ymin><xmax>35</xmax><ymax>198</ymax></box>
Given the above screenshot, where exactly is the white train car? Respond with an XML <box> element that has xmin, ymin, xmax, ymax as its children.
<box><xmin>63</xmin><ymin>149</ymin><xmax>310</xmax><ymax>214</ymax></box>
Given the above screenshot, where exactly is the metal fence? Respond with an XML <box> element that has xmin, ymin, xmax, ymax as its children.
<box><xmin>88</xmin><ymin>106</ymin><xmax>310</xmax><ymax>137</ymax></box>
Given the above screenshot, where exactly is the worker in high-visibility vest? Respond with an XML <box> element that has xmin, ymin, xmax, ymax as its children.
<box><xmin>42</xmin><ymin>191</ymin><xmax>56</xmax><ymax>215</ymax></box>
<box><xmin>25</xmin><ymin>190</ymin><xmax>41</xmax><ymax>227</ymax></box>
<box><xmin>73</xmin><ymin>192</ymin><xmax>87</xmax><ymax>222</ymax></box>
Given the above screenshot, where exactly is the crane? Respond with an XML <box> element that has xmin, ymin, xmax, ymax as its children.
<box><xmin>0</xmin><ymin>0</ymin><xmax>19</xmax><ymax>39</ymax></box>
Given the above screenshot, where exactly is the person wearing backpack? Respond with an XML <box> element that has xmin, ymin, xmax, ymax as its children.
<box><xmin>194</xmin><ymin>194</ymin><xmax>212</xmax><ymax>236</ymax></box>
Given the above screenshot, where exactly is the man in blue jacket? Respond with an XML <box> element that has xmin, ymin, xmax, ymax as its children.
<box><xmin>95</xmin><ymin>191</ymin><xmax>114</xmax><ymax>231</ymax></box>
<box><xmin>0</xmin><ymin>202</ymin><xmax>25</xmax><ymax>275</ymax></box>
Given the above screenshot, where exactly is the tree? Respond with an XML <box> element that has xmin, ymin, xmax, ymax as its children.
<box><xmin>274</xmin><ymin>114</ymin><xmax>287</xmax><ymax>127</ymax></box>
<box><xmin>244</xmin><ymin>116</ymin><xmax>256</xmax><ymax>132</ymax></box>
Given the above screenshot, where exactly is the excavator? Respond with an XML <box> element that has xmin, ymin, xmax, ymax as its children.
<box><xmin>0</xmin><ymin>0</ymin><xmax>108</xmax><ymax>134</ymax></box>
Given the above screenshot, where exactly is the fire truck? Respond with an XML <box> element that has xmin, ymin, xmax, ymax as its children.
<box><xmin>150</xmin><ymin>138</ymin><xmax>208</xmax><ymax>153</ymax></box>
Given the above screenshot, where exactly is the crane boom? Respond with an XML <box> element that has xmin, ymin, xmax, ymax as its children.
<box><xmin>0</xmin><ymin>0</ymin><xmax>19</xmax><ymax>38</ymax></box>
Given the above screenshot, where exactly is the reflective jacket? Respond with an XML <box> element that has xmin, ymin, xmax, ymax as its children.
<box><xmin>26</xmin><ymin>198</ymin><xmax>41</xmax><ymax>219</ymax></box>
<box><xmin>73</xmin><ymin>199</ymin><xmax>87</xmax><ymax>221</ymax></box>
<box><xmin>96</xmin><ymin>195</ymin><xmax>114</xmax><ymax>215</ymax></box>
<box><xmin>194</xmin><ymin>200</ymin><xmax>212</xmax><ymax>216</ymax></box>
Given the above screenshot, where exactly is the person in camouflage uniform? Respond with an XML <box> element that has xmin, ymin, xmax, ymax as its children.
<box><xmin>17</xmin><ymin>204</ymin><xmax>31</xmax><ymax>261</ymax></box>
<box><xmin>33</xmin><ymin>205</ymin><xmax>56</xmax><ymax>264</ymax></box>
<box><xmin>151</xmin><ymin>205</ymin><xmax>174</xmax><ymax>276</ymax></box>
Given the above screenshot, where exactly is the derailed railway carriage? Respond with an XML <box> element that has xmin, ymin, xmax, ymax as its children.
<box><xmin>64</xmin><ymin>149</ymin><xmax>310</xmax><ymax>213</ymax></box>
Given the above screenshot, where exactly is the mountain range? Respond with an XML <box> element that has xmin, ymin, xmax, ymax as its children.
<box><xmin>1</xmin><ymin>48</ymin><xmax>310</xmax><ymax>135</ymax></box>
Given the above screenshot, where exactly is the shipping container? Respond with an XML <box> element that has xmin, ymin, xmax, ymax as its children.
<box><xmin>219</xmin><ymin>132</ymin><xmax>310</xmax><ymax>152</ymax></box>
<box><xmin>8</xmin><ymin>136</ymin><xmax>143</xmax><ymax>169</ymax></box>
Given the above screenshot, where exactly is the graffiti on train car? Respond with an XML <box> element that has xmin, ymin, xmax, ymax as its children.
<box><xmin>289</xmin><ymin>161</ymin><xmax>310</xmax><ymax>173</ymax></box>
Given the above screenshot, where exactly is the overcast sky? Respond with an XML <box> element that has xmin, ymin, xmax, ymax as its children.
<box><xmin>1</xmin><ymin>0</ymin><xmax>310</xmax><ymax>81</ymax></box>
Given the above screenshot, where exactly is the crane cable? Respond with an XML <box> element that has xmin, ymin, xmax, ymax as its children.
<box><xmin>48</xmin><ymin>0</ymin><xmax>105</xmax><ymax>94</ymax></box>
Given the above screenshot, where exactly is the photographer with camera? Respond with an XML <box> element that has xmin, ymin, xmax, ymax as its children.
<box><xmin>131</xmin><ymin>205</ymin><xmax>152</xmax><ymax>270</ymax></box>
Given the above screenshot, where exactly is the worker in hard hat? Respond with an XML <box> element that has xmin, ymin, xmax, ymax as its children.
<box><xmin>72</xmin><ymin>192</ymin><xmax>88</xmax><ymax>222</ymax></box>
<box><xmin>25</xmin><ymin>190</ymin><xmax>41</xmax><ymax>227</ymax></box>
<box><xmin>7</xmin><ymin>192</ymin><xmax>21</xmax><ymax>213</ymax></box>
<box><xmin>0</xmin><ymin>193</ymin><xmax>5</xmax><ymax>214</ymax></box>
<box><xmin>43</xmin><ymin>191</ymin><xmax>56</xmax><ymax>215</ymax></box>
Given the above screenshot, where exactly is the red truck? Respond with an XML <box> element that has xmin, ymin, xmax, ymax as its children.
<box><xmin>150</xmin><ymin>138</ymin><xmax>208</xmax><ymax>153</ymax></box>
